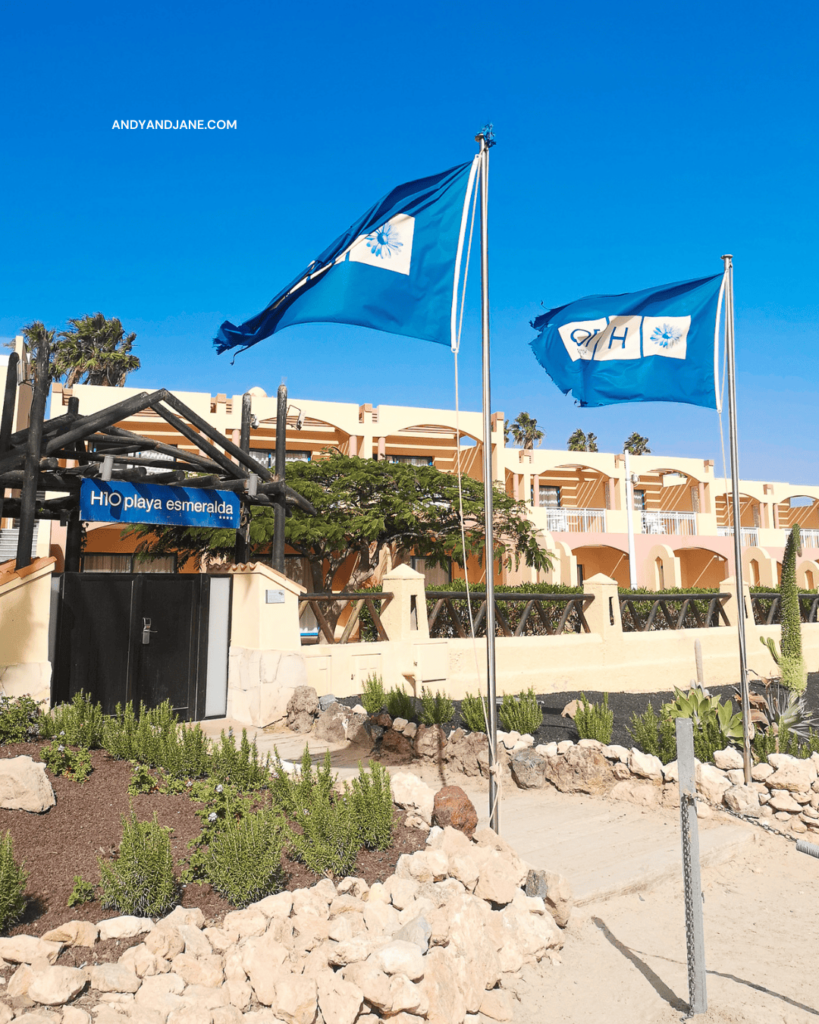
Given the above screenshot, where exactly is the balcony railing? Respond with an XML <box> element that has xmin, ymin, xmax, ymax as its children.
<box><xmin>717</xmin><ymin>526</ymin><xmax>759</xmax><ymax>547</ymax></box>
<box><xmin>544</xmin><ymin>509</ymin><xmax>606</xmax><ymax>533</ymax></box>
<box><xmin>640</xmin><ymin>511</ymin><xmax>697</xmax><ymax>536</ymax></box>
<box><xmin>0</xmin><ymin>525</ymin><xmax>39</xmax><ymax>563</ymax></box>
<box><xmin>799</xmin><ymin>529</ymin><xmax>819</xmax><ymax>548</ymax></box>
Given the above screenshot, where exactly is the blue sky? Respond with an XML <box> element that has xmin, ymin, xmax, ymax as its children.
<box><xmin>3</xmin><ymin>0</ymin><xmax>818</xmax><ymax>485</ymax></box>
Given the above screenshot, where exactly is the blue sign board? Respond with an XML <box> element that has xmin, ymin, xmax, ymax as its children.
<box><xmin>80</xmin><ymin>480</ymin><xmax>241</xmax><ymax>529</ymax></box>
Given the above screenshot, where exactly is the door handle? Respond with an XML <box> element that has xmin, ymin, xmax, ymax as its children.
<box><xmin>142</xmin><ymin>618</ymin><xmax>158</xmax><ymax>645</ymax></box>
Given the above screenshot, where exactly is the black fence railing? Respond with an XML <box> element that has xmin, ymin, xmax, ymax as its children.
<box><xmin>750</xmin><ymin>593</ymin><xmax>819</xmax><ymax>626</ymax></box>
<box><xmin>425</xmin><ymin>591</ymin><xmax>592</xmax><ymax>638</ymax></box>
<box><xmin>619</xmin><ymin>593</ymin><xmax>730</xmax><ymax>632</ymax></box>
<box><xmin>299</xmin><ymin>592</ymin><xmax>393</xmax><ymax>645</ymax></box>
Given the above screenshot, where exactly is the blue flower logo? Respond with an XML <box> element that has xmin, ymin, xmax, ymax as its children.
<box><xmin>650</xmin><ymin>323</ymin><xmax>684</xmax><ymax>348</ymax></box>
<box><xmin>365</xmin><ymin>222</ymin><xmax>403</xmax><ymax>260</ymax></box>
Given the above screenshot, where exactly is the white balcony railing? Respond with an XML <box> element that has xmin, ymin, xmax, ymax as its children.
<box><xmin>545</xmin><ymin>508</ymin><xmax>606</xmax><ymax>533</ymax></box>
<box><xmin>717</xmin><ymin>526</ymin><xmax>759</xmax><ymax>547</ymax></box>
<box><xmin>0</xmin><ymin>525</ymin><xmax>39</xmax><ymax>562</ymax></box>
<box><xmin>641</xmin><ymin>511</ymin><xmax>697</xmax><ymax>536</ymax></box>
<box><xmin>799</xmin><ymin>529</ymin><xmax>819</xmax><ymax>548</ymax></box>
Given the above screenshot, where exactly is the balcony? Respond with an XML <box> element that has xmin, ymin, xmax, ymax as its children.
<box><xmin>0</xmin><ymin>525</ymin><xmax>39</xmax><ymax>563</ymax></box>
<box><xmin>717</xmin><ymin>526</ymin><xmax>759</xmax><ymax>547</ymax></box>
<box><xmin>799</xmin><ymin>529</ymin><xmax>819</xmax><ymax>548</ymax></box>
<box><xmin>545</xmin><ymin>509</ymin><xmax>606</xmax><ymax>533</ymax></box>
<box><xmin>641</xmin><ymin>511</ymin><xmax>697</xmax><ymax>536</ymax></box>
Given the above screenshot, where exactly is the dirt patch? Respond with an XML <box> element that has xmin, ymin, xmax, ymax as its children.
<box><xmin>0</xmin><ymin>741</ymin><xmax>426</xmax><ymax>947</ymax></box>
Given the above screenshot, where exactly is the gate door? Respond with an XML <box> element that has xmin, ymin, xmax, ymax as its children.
<box><xmin>53</xmin><ymin>574</ymin><xmax>230</xmax><ymax>720</ymax></box>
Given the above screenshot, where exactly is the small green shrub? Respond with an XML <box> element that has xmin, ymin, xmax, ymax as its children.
<box><xmin>460</xmin><ymin>692</ymin><xmax>488</xmax><ymax>733</ymax></box>
<box><xmin>346</xmin><ymin>760</ymin><xmax>393</xmax><ymax>851</ymax></box>
<box><xmin>385</xmin><ymin>687</ymin><xmax>416</xmax><ymax>722</ymax></box>
<box><xmin>128</xmin><ymin>763</ymin><xmax>156</xmax><ymax>795</ymax></box>
<box><xmin>102</xmin><ymin>701</ymin><xmax>211</xmax><ymax>781</ymax></box>
<box><xmin>210</xmin><ymin>729</ymin><xmax>270</xmax><ymax>791</ymax></box>
<box><xmin>420</xmin><ymin>688</ymin><xmax>455</xmax><ymax>726</ymax></box>
<box><xmin>0</xmin><ymin>695</ymin><xmax>44</xmax><ymax>745</ymax></box>
<box><xmin>498</xmin><ymin>688</ymin><xmax>542</xmax><ymax>735</ymax></box>
<box><xmin>41</xmin><ymin>741</ymin><xmax>93</xmax><ymax>783</ymax></box>
<box><xmin>67</xmin><ymin>876</ymin><xmax>95</xmax><ymax>907</ymax></box>
<box><xmin>575</xmin><ymin>693</ymin><xmax>613</xmax><ymax>744</ymax></box>
<box><xmin>202</xmin><ymin>808</ymin><xmax>287</xmax><ymax>908</ymax></box>
<box><xmin>99</xmin><ymin>812</ymin><xmax>179</xmax><ymax>917</ymax></box>
<box><xmin>43</xmin><ymin>692</ymin><xmax>105</xmax><ymax>748</ymax></box>
<box><xmin>0</xmin><ymin>832</ymin><xmax>27</xmax><ymax>932</ymax></box>
<box><xmin>361</xmin><ymin>675</ymin><xmax>386</xmax><ymax>715</ymax></box>
<box><xmin>270</xmin><ymin>746</ymin><xmax>335</xmax><ymax>820</ymax></box>
<box><xmin>627</xmin><ymin>703</ymin><xmax>677</xmax><ymax>764</ymax></box>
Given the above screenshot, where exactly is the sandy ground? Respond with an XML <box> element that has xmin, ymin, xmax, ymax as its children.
<box><xmin>500</xmin><ymin>828</ymin><xmax>819</xmax><ymax>1024</ymax></box>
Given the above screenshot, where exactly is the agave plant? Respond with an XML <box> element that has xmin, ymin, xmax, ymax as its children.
<box><xmin>740</xmin><ymin>677</ymin><xmax>816</xmax><ymax>741</ymax></box>
<box><xmin>667</xmin><ymin>686</ymin><xmax>718</xmax><ymax>727</ymax></box>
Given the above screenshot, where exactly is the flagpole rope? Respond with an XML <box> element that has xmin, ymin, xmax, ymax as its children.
<box><xmin>453</xmin><ymin>156</ymin><xmax>500</xmax><ymax>827</ymax></box>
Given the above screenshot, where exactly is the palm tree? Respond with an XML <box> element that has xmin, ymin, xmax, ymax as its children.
<box><xmin>21</xmin><ymin>322</ymin><xmax>55</xmax><ymax>388</ymax></box>
<box><xmin>567</xmin><ymin>429</ymin><xmax>598</xmax><ymax>452</ymax></box>
<box><xmin>52</xmin><ymin>313</ymin><xmax>140</xmax><ymax>387</ymax></box>
<box><xmin>510</xmin><ymin>412</ymin><xmax>544</xmax><ymax>450</ymax></box>
<box><xmin>623</xmin><ymin>432</ymin><xmax>651</xmax><ymax>455</ymax></box>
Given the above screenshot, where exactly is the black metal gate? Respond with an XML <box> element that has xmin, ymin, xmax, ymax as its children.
<box><xmin>53</xmin><ymin>573</ymin><xmax>230</xmax><ymax>720</ymax></box>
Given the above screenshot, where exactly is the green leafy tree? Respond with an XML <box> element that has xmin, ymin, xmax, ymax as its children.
<box><xmin>623</xmin><ymin>432</ymin><xmax>651</xmax><ymax>455</ymax></box>
<box><xmin>129</xmin><ymin>454</ymin><xmax>553</xmax><ymax>630</ymax></box>
<box><xmin>51</xmin><ymin>313</ymin><xmax>140</xmax><ymax>387</ymax></box>
<box><xmin>761</xmin><ymin>524</ymin><xmax>807</xmax><ymax>692</ymax></box>
<box><xmin>509</xmin><ymin>412</ymin><xmax>544</xmax><ymax>450</ymax></box>
<box><xmin>567</xmin><ymin>429</ymin><xmax>598</xmax><ymax>453</ymax></box>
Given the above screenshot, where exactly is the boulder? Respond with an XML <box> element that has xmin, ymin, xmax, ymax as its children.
<box><xmin>381</xmin><ymin>729</ymin><xmax>414</xmax><ymax>759</ymax></box>
<box><xmin>432</xmin><ymin>786</ymin><xmax>478</xmax><ymax>836</ymax></box>
<box><xmin>556</xmin><ymin>740</ymin><xmax>574</xmax><ymax>754</ymax></box>
<box><xmin>766</xmin><ymin>761</ymin><xmax>815</xmax><ymax>793</ymax></box>
<box><xmin>0</xmin><ymin>935</ymin><xmax>62</xmax><ymax>964</ymax></box>
<box><xmin>145</xmin><ymin>925</ymin><xmax>186</xmax><ymax>959</ymax></box>
<box><xmin>98</xmin><ymin>916</ymin><xmax>154</xmax><ymax>941</ymax></box>
<box><xmin>768</xmin><ymin>791</ymin><xmax>801</xmax><ymax>813</ymax></box>
<box><xmin>28</xmin><ymin>965</ymin><xmax>87</xmax><ymax>1006</ymax></box>
<box><xmin>367</xmin><ymin>940</ymin><xmax>425</xmax><ymax>980</ymax></box>
<box><xmin>601</xmin><ymin>744</ymin><xmax>630</xmax><ymax>762</ymax></box>
<box><xmin>313</xmin><ymin>703</ymin><xmax>357</xmax><ymax>744</ymax></box>
<box><xmin>535</xmin><ymin>742</ymin><xmax>558</xmax><ymax>758</ymax></box>
<box><xmin>713</xmin><ymin>747</ymin><xmax>744</xmax><ymax>771</ymax></box>
<box><xmin>393</xmin><ymin>915</ymin><xmax>431</xmax><ymax>953</ymax></box>
<box><xmin>543</xmin><ymin>745</ymin><xmax>614</xmax><ymax>794</ymax></box>
<box><xmin>697</xmin><ymin>763</ymin><xmax>731</xmax><ymax>805</ymax></box>
<box><xmin>628</xmin><ymin>749</ymin><xmax>663</xmax><ymax>781</ymax></box>
<box><xmin>610</xmin><ymin>779</ymin><xmax>662</xmax><ymax>809</ymax></box>
<box><xmin>90</xmin><ymin>963</ymin><xmax>142</xmax><ymax>993</ymax></box>
<box><xmin>723</xmin><ymin>785</ymin><xmax>760</xmax><ymax>816</ymax></box>
<box><xmin>42</xmin><ymin>920</ymin><xmax>98</xmax><ymax>947</ymax></box>
<box><xmin>0</xmin><ymin>756</ymin><xmax>55</xmax><ymax>813</ymax></box>
<box><xmin>271</xmin><ymin>975</ymin><xmax>317</xmax><ymax>1024</ymax></box>
<box><xmin>286</xmin><ymin>686</ymin><xmax>320</xmax><ymax>733</ymax></box>
<box><xmin>498</xmin><ymin>731</ymin><xmax>520</xmax><ymax>750</ymax></box>
<box><xmin>445</xmin><ymin>730</ymin><xmax>488</xmax><ymax>777</ymax></box>
<box><xmin>561</xmin><ymin>700</ymin><xmax>580</xmax><ymax>719</ymax></box>
<box><xmin>752</xmin><ymin>763</ymin><xmax>775</xmax><ymax>781</ymax></box>
<box><xmin>524</xmin><ymin>869</ymin><xmax>572</xmax><ymax>928</ymax></box>
<box><xmin>509</xmin><ymin>750</ymin><xmax>547</xmax><ymax>789</ymax></box>
<box><xmin>171</xmin><ymin>953</ymin><xmax>224</xmax><ymax>988</ymax></box>
<box><xmin>413</xmin><ymin>724</ymin><xmax>447</xmax><ymax>760</ymax></box>
<box><xmin>479</xmin><ymin>988</ymin><xmax>514</xmax><ymax>1022</ymax></box>
<box><xmin>316</xmin><ymin>971</ymin><xmax>364</xmax><ymax>1024</ymax></box>
<box><xmin>391</xmin><ymin>773</ymin><xmax>435</xmax><ymax>825</ymax></box>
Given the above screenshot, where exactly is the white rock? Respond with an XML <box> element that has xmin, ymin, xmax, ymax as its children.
<box><xmin>316</xmin><ymin>971</ymin><xmax>364</xmax><ymax>1024</ymax></box>
<box><xmin>766</xmin><ymin>761</ymin><xmax>815</xmax><ymax>793</ymax></box>
<box><xmin>385</xmin><ymin>877</ymin><xmax>420</xmax><ymax>910</ymax></box>
<box><xmin>662</xmin><ymin>760</ymin><xmax>679</xmax><ymax>782</ymax></box>
<box><xmin>0</xmin><ymin>756</ymin><xmax>56</xmax><ymax>813</ymax></box>
<box><xmin>628</xmin><ymin>749</ymin><xmax>663</xmax><ymax>781</ymax></box>
<box><xmin>90</xmin><ymin>963</ymin><xmax>142</xmax><ymax>993</ymax></box>
<box><xmin>162</xmin><ymin>906</ymin><xmax>205</xmax><ymax>929</ymax></box>
<box><xmin>392</xmin><ymin>718</ymin><xmax>408</xmax><ymax>733</ymax></box>
<box><xmin>0</xmin><ymin>936</ymin><xmax>62</xmax><ymax>965</ymax></box>
<box><xmin>98</xmin><ymin>916</ymin><xmax>154</xmax><ymax>941</ymax></box>
<box><xmin>577</xmin><ymin>738</ymin><xmax>603</xmax><ymax>750</ymax></box>
<box><xmin>403</xmin><ymin>722</ymin><xmax>418</xmax><ymax>739</ymax></box>
<box><xmin>425</xmin><ymin>826</ymin><xmax>443</xmax><ymax>845</ymax></box>
<box><xmin>368</xmin><ymin>940</ymin><xmax>425</xmax><ymax>980</ymax></box>
<box><xmin>713</xmin><ymin>747</ymin><xmax>744</xmax><ymax>771</ymax></box>
<box><xmin>768</xmin><ymin>791</ymin><xmax>801</xmax><ymax>813</ymax></box>
<box><xmin>752</xmin><ymin>763</ymin><xmax>775</xmax><ymax>781</ymax></box>
<box><xmin>697</xmin><ymin>763</ymin><xmax>731</xmax><ymax>805</ymax></box>
<box><xmin>535</xmin><ymin>742</ymin><xmax>558</xmax><ymax>758</ymax></box>
<box><xmin>499</xmin><ymin>731</ymin><xmax>520</xmax><ymax>750</ymax></box>
<box><xmin>723</xmin><ymin>785</ymin><xmax>760</xmax><ymax>816</ymax></box>
<box><xmin>28</xmin><ymin>965</ymin><xmax>87</xmax><ymax>1006</ymax></box>
<box><xmin>726</xmin><ymin>768</ymin><xmax>745</xmax><ymax>785</ymax></box>
<box><xmin>252</xmin><ymin>891</ymin><xmax>294</xmax><ymax>919</ymax></box>
<box><xmin>352</xmin><ymin>704</ymin><xmax>367</xmax><ymax>715</ymax></box>
<box><xmin>390</xmin><ymin>773</ymin><xmax>435</xmax><ymax>826</ymax></box>
<box><xmin>602</xmin><ymin>744</ymin><xmax>630</xmax><ymax>762</ymax></box>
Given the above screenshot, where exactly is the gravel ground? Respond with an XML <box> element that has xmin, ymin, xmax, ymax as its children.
<box><xmin>336</xmin><ymin>672</ymin><xmax>819</xmax><ymax>750</ymax></box>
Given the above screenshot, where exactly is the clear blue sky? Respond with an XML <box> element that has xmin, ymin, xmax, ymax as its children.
<box><xmin>3</xmin><ymin>0</ymin><xmax>817</xmax><ymax>485</ymax></box>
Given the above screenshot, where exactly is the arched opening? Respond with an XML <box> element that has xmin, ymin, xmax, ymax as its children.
<box><xmin>750</xmin><ymin>558</ymin><xmax>760</xmax><ymax>586</ymax></box>
<box><xmin>655</xmin><ymin>557</ymin><xmax>665</xmax><ymax>590</ymax></box>
<box><xmin>805</xmin><ymin>569</ymin><xmax>814</xmax><ymax>590</ymax></box>
<box><xmin>673</xmin><ymin>547</ymin><xmax>728</xmax><ymax>589</ymax></box>
<box><xmin>572</xmin><ymin>544</ymin><xmax>629</xmax><ymax>587</ymax></box>
<box><xmin>379</xmin><ymin>423</ymin><xmax>482</xmax><ymax>474</ymax></box>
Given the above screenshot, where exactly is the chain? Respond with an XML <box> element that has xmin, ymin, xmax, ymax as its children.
<box><xmin>719</xmin><ymin>804</ymin><xmax>801</xmax><ymax>842</ymax></box>
<box><xmin>679</xmin><ymin>793</ymin><xmax>698</xmax><ymax>1017</ymax></box>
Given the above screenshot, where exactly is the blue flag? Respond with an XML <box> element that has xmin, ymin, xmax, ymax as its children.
<box><xmin>215</xmin><ymin>159</ymin><xmax>479</xmax><ymax>355</ymax></box>
<box><xmin>529</xmin><ymin>273</ymin><xmax>725</xmax><ymax>409</ymax></box>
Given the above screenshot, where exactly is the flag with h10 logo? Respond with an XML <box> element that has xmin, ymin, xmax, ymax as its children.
<box><xmin>529</xmin><ymin>273</ymin><xmax>725</xmax><ymax>409</ymax></box>
<box><xmin>215</xmin><ymin>159</ymin><xmax>479</xmax><ymax>355</ymax></box>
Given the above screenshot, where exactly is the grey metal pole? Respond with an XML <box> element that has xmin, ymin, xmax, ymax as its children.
<box><xmin>676</xmin><ymin>717</ymin><xmax>707</xmax><ymax>1015</ymax></box>
<box><xmin>16</xmin><ymin>335</ymin><xmax>49</xmax><ymax>569</ymax></box>
<box><xmin>476</xmin><ymin>131</ymin><xmax>499</xmax><ymax>834</ymax></box>
<box><xmin>624</xmin><ymin>449</ymin><xmax>638</xmax><ymax>588</ymax></box>
<box><xmin>273</xmin><ymin>383</ymin><xmax>287</xmax><ymax>575</ymax></box>
<box><xmin>723</xmin><ymin>254</ymin><xmax>752</xmax><ymax>785</ymax></box>
<box><xmin>234</xmin><ymin>392</ymin><xmax>253</xmax><ymax>564</ymax></box>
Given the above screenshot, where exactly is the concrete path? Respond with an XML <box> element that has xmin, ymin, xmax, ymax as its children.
<box><xmin>200</xmin><ymin>718</ymin><xmax>754</xmax><ymax>905</ymax></box>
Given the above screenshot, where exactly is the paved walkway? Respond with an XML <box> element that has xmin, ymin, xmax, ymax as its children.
<box><xmin>201</xmin><ymin>718</ymin><xmax>754</xmax><ymax>904</ymax></box>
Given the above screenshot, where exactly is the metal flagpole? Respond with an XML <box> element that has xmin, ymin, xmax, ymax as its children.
<box><xmin>624</xmin><ymin>450</ymin><xmax>638</xmax><ymax>589</ymax></box>
<box><xmin>722</xmin><ymin>254</ymin><xmax>752</xmax><ymax>785</ymax></box>
<box><xmin>476</xmin><ymin>127</ymin><xmax>500</xmax><ymax>833</ymax></box>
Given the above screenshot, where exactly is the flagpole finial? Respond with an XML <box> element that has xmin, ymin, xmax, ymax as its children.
<box><xmin>721</xmin><ymin>254</ymin><xmax>733</xmax><ymax>261</ymax></box>
<box><xmin>475</xmin><ymin>124</ymin><xmax>496</xmax><ymax>148</ymax></box>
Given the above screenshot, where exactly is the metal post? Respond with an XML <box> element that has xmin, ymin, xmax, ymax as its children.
<box><xmin>476</xmin><ymin>130</ymin><xmax>499</xmax><ymax>834</ymax></box>
<box><xmin>234</xmin><ymin>392</ymin><xmax>252</xmax><ymax>564</ymax></box>
<box><xmin>723</xmin><ymin>254</ymin><xmax>752</xmax><ymax>785</ymax></box>
<box><xmin>64</xmin><ymin>515</ymin><xmax>82</xmax><ymax>572</ymax></box>
<box><xmin>272</xmin><ymin>383</ymin><xmax>287</xmax><ymax>575</ymax></box>
<box><xmin>16</xmin><ymin>335</ymin><xmax>49</xmax><ymax>569</ymax></box>
<box><xmin>676</xmin><ymin>716</ymin><xmax>707</xmax><ymax>1015</ymax></box>
<box><xmin>624</xmin><ymin>449</ymin><xmax>638</xmax><ymax>589</ymax></box>
<box><xmin>0</xmin><ymin>352</ymin><xmax>19</xmax><ymax>524</ymax></box>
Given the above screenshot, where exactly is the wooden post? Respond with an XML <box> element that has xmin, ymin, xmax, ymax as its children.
<box><xmin>272</xmin><ymin>384</ymin><xmax>287</xmax><ymax>574</ymax></box>
<box><xmin>16</xmin><ymin>337</ymin><xmax>49</xmax><ymax>568</ymax></box>
<box><xmin>234</xmin><ymin>393</ymin><xmax>252</xmax><ymax>564</ymax></box>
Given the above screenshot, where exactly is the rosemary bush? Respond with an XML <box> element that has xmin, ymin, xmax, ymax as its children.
<box><xmin>99</xmin><ymin>812</ymin><xmax>179</xmax><ymax>917</ymax></box>
<box><xmin>460</xmin><ymin>692</ymin><xmax>488</xmax><ymax>733</ymax></box>
<box><xmin>203</xmin><ymin>808</ymin><xmax>287</xmax><ymax>908</ymax></box>
<box><xmin>498</xmin><ymin>688</ymin><xmax>542</xmax><ymax>735</ymax></box>
<box><xmin>347</xmin><ymin>760</ymin><xmax>393</xmax><ymax>851</ymax></box>
<box><xmin>102</xmin><ymin>701</ymin><xmax>210</xmax><ymax>780</ymax></box>
<box><xmin>420</xmin><ymin>688</ymin><xmax>455</xmax><ymax>726</ymax></box>
<box><xmin>41</xmin><ymin>741</ymin><xmax>93</xmax><ymax>783</ymax></box>
<box><xmin>0</xmin><ymin>695</ymin><xmax>44</xmax><ymax>745</ymax></box>
<box><xmin>385</xmin><ymin>686</ymin><xmax>417</xmax><ymax>722</ymax></box>
<box><xmin>627</xmin><ymin>703</ymin><xmax>677</xmax><ymax>764</ymax></box>
<box><xmin>575</xmin><ymin>693</ymin><xmax>613</xmax><ymax>744</ymax></box>
<box><xmin>0</xmin><ymin>832</ymin><xmax>27</xmax><ymax>932</ymax></box>
<box><xmin>67</xmin><ymin>876</ymin><xmax>95</xmax><ymax>907</ymax></box>
<box><xmin>42</xmin><ymin>692</ymin><xmax>105</xmax><ymax>748</ymax></box>
<box><xmin>210</xmin><ymin>729</ymin><xmax>270</xmax><ymax>790</ymax></box>
<box><xmin>361</xmin><ymin>675</ymin><xmax>386</xmax><ymax>715</ymax></box>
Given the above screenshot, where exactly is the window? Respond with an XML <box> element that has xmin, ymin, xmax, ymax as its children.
<box><xmin>410</xmin><ymin>556</ymin><xmax>451</xmax><ymax>587</ymax></box>
<box><xmin>80</xmin><ymin>553</ymin><xmax>177</xmax><ymax>573</ymax></box>
<box><xmin>539</xmin><ymin>486</ymin><xmax>561</xmax><ymax>508</ymax></box>
<box><xmin>286</xmin><ymin>451</ymin><xmax>311</xmax><ymax>463</ymax></box>
<box><xmin>250</xmin><ymin>449</ymin><xmax>312</xmax><ymax>469</ymax></box>
<box><xmin>633</xmin><ymin>489</ymin><xmax>646</xmax><ymax>511</ymax></box>
<box><xmin>389</xmin><ymin>455</ymin><xmax>433</xmax><ymax>467</ymax></box>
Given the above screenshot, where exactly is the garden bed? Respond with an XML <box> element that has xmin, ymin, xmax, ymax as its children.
<box><xmin>0</xmin><ymin>740</ymin><xmax>426</xmax><ymax>942</ymax></box>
